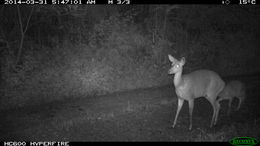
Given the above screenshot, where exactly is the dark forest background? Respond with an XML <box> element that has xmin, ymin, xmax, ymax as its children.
<box><xmin>0</xmin><ymin>5</ymin><xmax>259</xmax><ymax>110</ymax></box>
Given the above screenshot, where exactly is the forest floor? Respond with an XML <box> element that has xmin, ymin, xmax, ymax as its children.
<box><xmin>1</xmin><ymin>74</ymin><xmax>260</xmax><ymax>141</ymax></box>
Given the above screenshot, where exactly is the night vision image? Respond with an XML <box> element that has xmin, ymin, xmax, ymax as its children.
<box><xmin>0</xmin><ymin>5</ymin><xmax>259</xmax><ymax>142</ymax></box>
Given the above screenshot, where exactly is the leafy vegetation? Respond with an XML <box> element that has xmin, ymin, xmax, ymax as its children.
<box><xmin>0</xmin><ymin>5</ymin><xmax>259</xmax><ymax>109</ymax></box>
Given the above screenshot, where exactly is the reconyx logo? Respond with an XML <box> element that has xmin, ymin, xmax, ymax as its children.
<box><xmin>229</xmin><ymin>137</ymin><xmax>259</xmax><ymax>146</ymax></box>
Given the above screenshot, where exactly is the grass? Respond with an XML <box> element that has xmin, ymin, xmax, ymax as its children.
<box><xmin>192</xmin><ymin>122</ymin><xmax>260</xmax><ymax>142</ymax></box>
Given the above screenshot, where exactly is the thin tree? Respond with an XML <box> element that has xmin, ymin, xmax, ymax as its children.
<box><xmin>15</xmin><ymin>6</ymin><xmax>34</xmax><ymax>68</ymax></box>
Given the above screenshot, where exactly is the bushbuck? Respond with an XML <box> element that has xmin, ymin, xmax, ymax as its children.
<box><xmin>168</xmin><ymin>54</ymin><xmax>225</xmax><ymax>130</ymax></box>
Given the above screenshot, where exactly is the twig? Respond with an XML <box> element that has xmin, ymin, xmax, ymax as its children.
<box><xmin>15</xmin><ymin>6</ymin><xmax>34</xmax><ymax>67</ymax></box>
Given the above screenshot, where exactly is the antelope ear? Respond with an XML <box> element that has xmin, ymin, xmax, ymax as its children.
<box><xmin>180</xmin><ymin>57</ymin><xmax>186</xmax><ymax>65</ymax></box>
<box><xmin>168</xmin><ymin>54</ymin><xmax>176</xmax><ymax>63</ymax></box>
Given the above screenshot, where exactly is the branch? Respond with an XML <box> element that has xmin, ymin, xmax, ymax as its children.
<box><xmin>15</xmin><ymin>6</ymin><xmax>35</xmax><ymax>68</ymax></box>
<box><xmin>24</xmin><ymin>6</ymin><xmax>34</xmax><ymax>33</ymax></box>
<box><xmin>17</xmin><ymin>5</ymin><xmax>23</xmax><ymax>35</ymax></box>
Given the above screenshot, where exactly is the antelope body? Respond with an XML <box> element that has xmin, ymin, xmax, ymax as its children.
<box><xmin>168</xmin><ymin>54</ymin><xmax>225</xmax><ymax>130</ymax></box>
<box><xmin>217</xmin><ymin>80</ymin><xmax>246</xmax><ymax>115</ymax></box>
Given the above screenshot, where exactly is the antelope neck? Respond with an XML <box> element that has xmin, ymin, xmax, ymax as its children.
<box><xmin>174</xmin><ymin>70</ymin><xmax>183</xmax><ymax>87</ymax></box>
